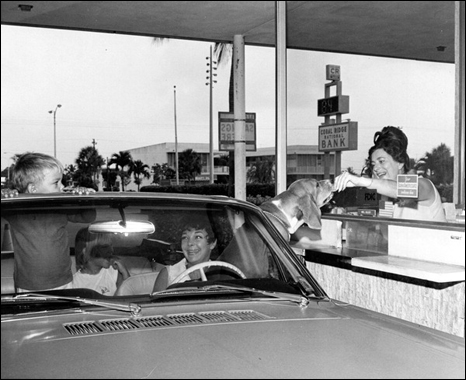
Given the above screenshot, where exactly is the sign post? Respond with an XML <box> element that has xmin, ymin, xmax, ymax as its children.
<box><xmin>317</xmin><ymin>65</ymin><xmax>358</xmax><ymax>178</ymax></box>
<box><xmin>218</xmin><ymin>112</ymin><xmax>256</xmax><ymax>151</ymax></box>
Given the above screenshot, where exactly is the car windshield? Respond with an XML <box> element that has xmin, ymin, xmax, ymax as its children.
<box><xmin>1</xmin><ymin>193</ymin><xmax>323</xmax><ymax>312</ymax></box>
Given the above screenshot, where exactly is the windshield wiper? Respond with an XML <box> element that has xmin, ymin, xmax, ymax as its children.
<box><xmin>151</xmin><ymin>284</ymin><xmax>311</xmax><ymax>308</ymax></box>
<box><xmin>201</xmin><ymin>284</ymin><xmax>312</xmax><ymax>307</ymax></box>
<box><xmin>5</xmin><ymin>293</ymin><xmax>142</xmax><ymax>317</ymax></box>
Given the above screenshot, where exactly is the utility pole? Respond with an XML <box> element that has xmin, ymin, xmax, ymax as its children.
<box><xmin>92</xmin><ymin>139</ymin><xmax>97</xmax><ymax>183</ymax></box>
<box><xmin>206</xmin><ymin>45</ymin><xmax>217</xmax><ymax>184</ymax></box>
<box><xmin>48</xmin><ymin>104</ymin><xmax>62</xmax><ymax>158</ymax></box>
<box><xmin>174</xmin><ymin>85</ymin><xmax>179</xmax><ymax>185</ymax></box>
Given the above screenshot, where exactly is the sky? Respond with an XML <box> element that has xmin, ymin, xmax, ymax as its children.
<box><xmin>1</xmin><ymin>24</ymin><xmax>456</xmax><ymax>174</ymax></box>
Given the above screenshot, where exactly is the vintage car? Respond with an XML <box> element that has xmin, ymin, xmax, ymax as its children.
<box><xmin>1</xmin><ymin>192</ymin><xmax>464</xmax><ymax>378</ymax></box>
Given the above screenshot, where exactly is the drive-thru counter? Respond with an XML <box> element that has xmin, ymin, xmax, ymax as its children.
<box><xmin>296</xmin><ymin>213</ymin><xmax>465</xmax><ymax>337</ymax></box>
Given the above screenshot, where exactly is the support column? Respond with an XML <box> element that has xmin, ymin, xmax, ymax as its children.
<box><xmin>233</xmin><ymin>35</ymin><xmax>246</xmax><ymax>200</ymax></box>
<box><xmin>454</xmin><ymin>1</ymin><xmax>465</xmax><ymax>205</ymax></box>
<box><xmin>275</xmin><ymin>1</ymin><xmax>287</xmax><ymax>194</ymax></box>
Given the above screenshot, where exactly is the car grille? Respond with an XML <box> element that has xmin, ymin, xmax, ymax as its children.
<box><xmin>63</xmin><ymin>310</ymin><xmax>272</xmax><ymax>336</ymax></box>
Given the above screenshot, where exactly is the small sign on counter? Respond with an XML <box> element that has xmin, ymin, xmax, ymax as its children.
<box><xmin>378</xmin><ymin>200</ymin><xmax>394</xmax><ymax>217</ymax></box>
<box><xmin>358</xmin><ymin>209</ymin><xmax>377</xmax><ymax>217</ymax></box>
<box><xmin>397</xmin><ymin>174</ymin><xmax>418</xmax><ymax>198</ymax></box>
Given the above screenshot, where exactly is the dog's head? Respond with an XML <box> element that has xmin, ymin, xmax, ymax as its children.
<box><xmin>262</xmin><ymin>178</ymin><xmax>333</xmax><ymax>233</ymax></box>
<box><xmin>286</xmin><ymin>179</ymin><xmax>333</xmax><ymax>230</ymax></box>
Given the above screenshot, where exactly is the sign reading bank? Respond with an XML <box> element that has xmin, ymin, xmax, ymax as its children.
<box><xmin>318</xmin><ymin>122</ymin><xmax>358</xmax><ymax>152</ymax></box>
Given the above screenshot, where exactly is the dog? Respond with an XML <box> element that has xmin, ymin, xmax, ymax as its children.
<box><xmin>217</xmin><ymin>179</ymin><xmax>334</xmax><ymax>277</ymax></box>
<box><xmin>260</xmin><ymin>179</ymin><xmax>334</xmax><ymax>235</ymax></box>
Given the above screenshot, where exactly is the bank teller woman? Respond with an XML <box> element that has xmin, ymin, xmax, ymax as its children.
<box><xmin>333</xmin><ymin>126</ymin><xmax>446</xmax><ymax>222</ymax></box>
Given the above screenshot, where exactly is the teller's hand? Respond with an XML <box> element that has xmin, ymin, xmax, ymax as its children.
<box><xmin>333</xmin><ymin>171</ymin><xmax>359</xmax><ymax>192</ymax></box>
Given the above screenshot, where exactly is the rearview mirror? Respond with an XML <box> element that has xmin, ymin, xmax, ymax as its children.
<box><xmin>88</xmin><ymin>220</ymin><xmax>155</xmax><ymax>235</ymax></box>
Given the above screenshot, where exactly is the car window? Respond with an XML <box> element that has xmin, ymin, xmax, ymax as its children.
<box><xmin>1</xmin><ymin>196</ymin><xmax>308</xmax><ymax>299</ymax></box>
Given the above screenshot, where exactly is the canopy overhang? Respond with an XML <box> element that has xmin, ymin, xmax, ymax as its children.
<box><xmin>1</xmin><ymin>1</ymin><xmax>455</xmax><ymax>63</ymax></box>
<box><xmin>1</xmin><ymin>1</ymin><xmax>463</xmax><ymax>203</ymax></box>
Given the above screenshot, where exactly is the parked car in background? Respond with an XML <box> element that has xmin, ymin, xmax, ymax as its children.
<box><xmin>1</xmin><ymin>192</ymin><xmax>464</xmax><ymax>378</ymax></box>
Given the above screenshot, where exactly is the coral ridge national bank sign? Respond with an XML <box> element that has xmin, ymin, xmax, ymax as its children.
<box><xmin>318</xmin><ymin>122</ymin><xmax>358</xmax><ymax>152</ymax></box>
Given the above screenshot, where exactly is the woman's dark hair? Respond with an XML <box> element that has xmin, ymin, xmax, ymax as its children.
<box><xmin>181</xmin><ymin>220</ymin><xmax>216</xmax><ymax>244</ymax></box>
<box><xmin>366</xmin><ymin>126</ymin><xmax>410</xmax><ymax>175</ymax></box>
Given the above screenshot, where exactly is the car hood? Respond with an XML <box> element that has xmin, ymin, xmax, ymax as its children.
<box><xmin>2</xmin><ymin>300</ymin><xmax>464</xmax><ymax>379</ymax></box>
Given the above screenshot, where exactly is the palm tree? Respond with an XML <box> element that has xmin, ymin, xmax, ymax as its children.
<box><xmin>178</xmin><ymin>149</ymin><xmax>202</xmax><ymax>184</ymax></box>
<box><xmin>109</xmin><ymin>150</ymin><xmax>133</xmax><ymax>191</ymax></box>
<box><xmin>415</xmin><ymin>143</ymin><xmax>453</xmax><ymax>185</ymax></box>
<box><xmin>214</xmin><ymin>43</ymin><xmax>234</xmax><ymax>112</ymax></box>
<box><xmin>214</xmin><ymin>154</ymin><xmax>230</xmax><ymax>166</ymax></box>
<box><xmin>75</xmin><ymin>146</ymin><xmax>104</xmax><ymax>189</ymax></box>
<box><xmin>247</xmin><ymin>159</ymin><xmax>275</xmax><ymax>184</ymax></box>
<box><xmin>63</xmin><ymin>164</ymin><xmax>76</xmax><ymax>187</ymax></box>
<box><xmin>128</xmin><ymin>159</ymin><xmax>151</xmax><ymax>191</ymax></box>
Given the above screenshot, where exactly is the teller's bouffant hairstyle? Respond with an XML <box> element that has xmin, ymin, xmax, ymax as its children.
<box><xmin>366</xmin><ymin>126</ymin><xmax>410</xmax><ymax>175</ymax></box>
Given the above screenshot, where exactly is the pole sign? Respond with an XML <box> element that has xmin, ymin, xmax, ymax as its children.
<box><xmin>326</xmin><ymin>65</ymin><xmax>340</xmax><ymax>81</ymax></box>
<box><xmin>317</xmin><ymin>95</ymin><xmax>349</xmax><ymax>116</ymax></box>
<box><xmin>397</xmin><ymin>174</ymin><xmax>419</xmax><ymax>198</ymax></box>
<box><xmin>218</xmin><ymin>112</ymin><xmax>256</xmax><ymax>151</ymax></box>
<box><xmin>318</xmin><ymin>122</ymin><xmax>358</xmax><ymax>152</ymax></box>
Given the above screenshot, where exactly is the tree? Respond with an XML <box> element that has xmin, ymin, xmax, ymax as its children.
<box><xmin>214</xmin><ymin>154</ymin><xmax>229</xmax><ymax>166</ymax></box>
<box><xmin>63</xmin><ymin>164</ymin><xmax>76</xmax><ymax>187</ymax></box>
<box><xmin>161</xmin><ymin>163</ymin><xmax>176</xmax><ymax>180</ymax></box>
<box><xmin>74</xmin><ymin>146</ymin><xmax>104</xmax><ymax>189</ymax></box>
<box><xmin>415</xmin><ymin>143</ymin><xmax>453</xmax><ymax>185</ymax></box>
<box><xmin>109</xmin><ymin>150</ymin><xmax>133</xmax><ymax>191</ymax></box>
<box><xmin>102</xmin><ymin>169</ymin><xmax>118</xmax><ymax>191</ymax></box>
<box><xmin>151</xmin><ymin>163</ymin><xmax>163</xmax><ymax>184</ymax></box>
<box><xmin>151</xmin><ymin>163</ymin><xmax>175</xmax><ymax>184</ymax></box>
<box><xmin>128</xmin><ymin>159</ymin><xmax>150</xmax><ymax>191</ymax></box>
<box><xmin>1</xmin><ymin>154</ymin><xmax>20</xmax><ymax>189</ymax></box>
<box><xmin>178</xmin><ymin>149</ymin><xmax>202</xmax><ymax>184</ymax></box>
<box><xmin>247</xmin><ymin>159</ymin><xmax>275</xmax><ymax>184</ymax></box>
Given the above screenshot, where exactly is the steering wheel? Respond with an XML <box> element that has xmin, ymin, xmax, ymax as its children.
<box><xmin>171</xmin><ymin>261</ymin><xmax>247</xmax><ymax>284</ymax></box>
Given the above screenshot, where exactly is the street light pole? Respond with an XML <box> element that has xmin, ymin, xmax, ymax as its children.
<box><xmin>48</xmin><ymin>104</ymin><xmax>62</xmax><ymax>158</ymax></box>
<box><xmin>174</xmin><ymin>86</ymin><xmax>179</xmax><ymax>185</ymax></box>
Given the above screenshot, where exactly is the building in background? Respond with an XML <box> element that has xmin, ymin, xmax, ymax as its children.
<box><xmin>120</xmin><ymin>143</ymin><xmax>336</xmax><ymax>191</ymax></box>
<box><xmin>246</xmin><ymin>145</ymin><xmax>336</xmax><ymax>185</ymax></box>
<box><xmin>126</xmin><ymin>143</ymin><xmax>228</xmax><ymax>188</ymax></box>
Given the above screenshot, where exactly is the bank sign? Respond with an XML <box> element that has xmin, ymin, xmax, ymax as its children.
<box><xmin>318</xmin><ymin>121</ymin><xmax>358</xmax><ymax>152</ymax></box>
